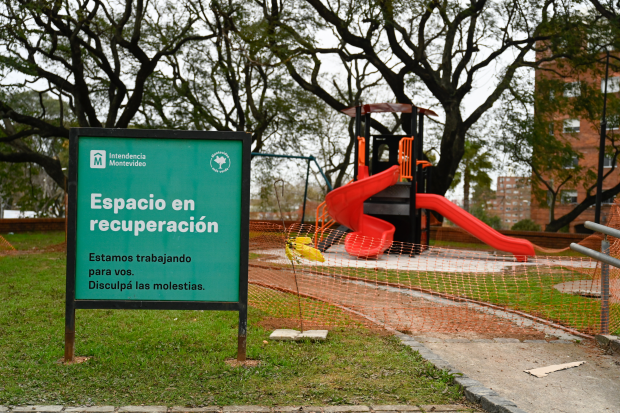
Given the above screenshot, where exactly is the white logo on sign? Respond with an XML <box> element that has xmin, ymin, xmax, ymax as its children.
<box><xmin>90</xmin><ymin>150</ymin><xmax>106</xmax><ymax>169</ymax></box>
<box><xmin>210</xmin><ymin>151</ymin><xmax>231</xmax><ymax>173</ymax></box>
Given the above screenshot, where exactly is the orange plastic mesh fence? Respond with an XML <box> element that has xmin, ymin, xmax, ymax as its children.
<box><xmin>248</xmin><ymin>210</ymin><xmax>620</xmax><ymax>337</ymax></box>
<box><xmin>0</xmin><ymin>235</ymin><xmax>15</xmax><ymax>252</ymax></box>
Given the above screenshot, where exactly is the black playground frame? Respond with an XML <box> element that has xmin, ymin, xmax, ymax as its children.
<box><xmin>349</xmin><ymin>104</ymin><xmax>433</xmax><ymax>253</ymax></box>
<box><xmin>65</xmin><ymin>128</ymin><xmax>251</xmax><ymax>362</ymax></box>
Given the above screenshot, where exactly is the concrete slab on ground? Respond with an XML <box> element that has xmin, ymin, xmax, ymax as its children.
<box><xmin>118</xmin><ymin>407</ymin><xmax>167</xmax><ymax>413</ymax></box>
<box><xmin>425</xmin><ymin>340</ymin><xmax>620</xmax><ymax>413</ymax></box>
<box><xmin>259</xmin><ymin>245</ymin><xmax>598</xmax><ymax>273</ymax></box>
<box><xmin>269</xmin><ymin>329</ymin><xmax>328</xmax><ymax>341</ymax></box>
<box><xmin>370</xmin><ymin>406</ymin><xmax>421</xmax><ymax>412</ymax></box>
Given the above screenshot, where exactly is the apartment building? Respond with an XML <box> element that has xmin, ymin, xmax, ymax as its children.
<box><xmin>488</xmin><ymin>176</ymin><xmax>531</xmax><ymax>229</ymax></box>
<box><xmin>532</xmin><ymin>47</ymin><xmax>620</xmax><ymax>232</ymax></box>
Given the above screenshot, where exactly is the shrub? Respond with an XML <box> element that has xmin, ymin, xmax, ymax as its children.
<box><xmin>470</xmin><ymin>206</ymin><xmax>503</xmax><ymax>230</ymax></box>
<box><xmin>511</xmin><ymin>219</ymin><xmax>541</xmax><ymax>231</ymax></box>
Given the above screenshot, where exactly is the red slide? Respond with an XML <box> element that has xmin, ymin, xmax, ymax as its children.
<box><xmin>416</xmin><ymin>194</ymin><xmax>535</xmax><ymax>261</ymax></box>
<box><xmin>325</xmin><ymin>165</ymin><xmax>536</xmax><ymax>261</ymax></box>
<box><xmin>325</xmin><ymin>166</ymin><xmax>400</xmax><ymax>258</ymax></box>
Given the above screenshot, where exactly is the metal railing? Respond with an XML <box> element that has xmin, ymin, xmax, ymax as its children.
<box><xmin>570</xmin><ymin>221</ymin><xmax>615</xmax><ymax>334</ymax></box>
<box><xmin>251</xmin><ymin>153</ymin><xmax>333</xmax><ymax>224</ymax></box>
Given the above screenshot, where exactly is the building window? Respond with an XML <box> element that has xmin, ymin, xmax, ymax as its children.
<box><xmin>563</xmin><ymin>119</ymin><xmax>580</xmax><ymax>133</ymax></box>
<box><xmin>602</xmin><ymin>192</ymin><xmax>616</xmax><ymax>204</ymax></box>
<box><xmin>564</xmin><ymin>155</ymin><xmax>579</xmax><ymax>169</ymax></box>
<box><xmin>561</xmin><ymin>190</ymin><xmax>578</xmax><ymax>204</ymax></box>
<box><xmin>607</xmin><ymin>114</ymin><xmax>620</xmax><ymax>130</ymax></box>
<box><xmin>548</xmin><ymin>122</ymin><xmax>554</xmax><ymax>135</ymax></box>
<box><xmin>604</xmin><ymin>155</ymin><xmax>616</xmax><ymax>168</ymax></box>
<box><xmin>564</xmin><ymin>81</ymin><xmax>581</xmax><ymax>97</ymax></box>
<box><xmin>601</xmin><ymin>77</ymin><xmax>620</xmax><ymax>94</ymax></box>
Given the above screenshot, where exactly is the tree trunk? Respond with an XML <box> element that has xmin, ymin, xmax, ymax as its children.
<box><xmin>545</xmin><ymin>183</ymin><xmax>620</xmax><ymax>231</ymax></box>
<box><xmin>549</xmin><ymin>194</ymin><xmax>555</xmax><ymax>224</ymax></box>
<box><xmin>426</xmin><ymin>111</ymin><xmax>466</xmax><ymax>196</ymax></box>
<box><xmin>463</xmin><ymin>165</ymin><xmax>471</xmax><ymax>212</ymax></box>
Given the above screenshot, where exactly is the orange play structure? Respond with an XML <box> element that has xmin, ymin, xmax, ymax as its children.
<box><xmin>316</xmin><ymin>103</ymin><xmax>536</xmax><ymax>261</ymax></box>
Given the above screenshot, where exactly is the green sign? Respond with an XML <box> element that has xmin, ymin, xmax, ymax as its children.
<box><xmin>74</xmin><ymin>136</ymin><xmax>244</xmax><ymax>301</ymax></box>
<box><xmin>65</xmin><ymin>129</ymin><xmax>250</xmax><ymax>363</ymax></box>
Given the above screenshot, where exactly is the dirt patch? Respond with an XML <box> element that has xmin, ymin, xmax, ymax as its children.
<box><xmin>225</xmin><ymin>358</ymin><xmax>261</xmax><ymax>368</ymax></box>
<box><xmin>0</xmin><ymin>241</ymin><xmax>66</xmax><ymax>256</ymax></box>
<box><xmin>57</xmin><ymin>356</ymin><xmax>91</xmax><ymax>365</ymax></box>
<box><xmin>249</xmin><ymin>265</ymin><xmax>555</xmax><ymax>340</ymax></box>
<box><xmin>45</xmin><ymin>242</ymin><xmax>67</xmax><ymax>253</ymax></box>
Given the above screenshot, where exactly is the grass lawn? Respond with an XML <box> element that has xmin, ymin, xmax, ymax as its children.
<box><xmin>429</xmin><ymin>239</ymin><xmax>494</xmax><ymax>251</ymax></box>
<box><xmin>429</xmin><ymin>239</ymin><xmax>586</xmax><ymax>258</ymax></box>
<box><xmin>0</xmin><ymin>233</ymin><xmax>464</xmax><ymax>407</ymax></box>
<box><xmin>312</xmin><ymin>265</ymin><xmax>617</xmax><ymax>335</ymax></box>
<box><xmin>2</xmin><ymin>231</ymin><xmax>66</xmax><ymax>251</ymax></box>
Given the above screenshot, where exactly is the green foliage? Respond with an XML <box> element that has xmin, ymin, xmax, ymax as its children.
<box><xmin>2</xmin><ymin>231</ymin><xmax>65</xmax><ymax>250</ymax></box>
<box><xmin>499</xmin><ymin>10</ymin><xmax>620</xmax><ymax>231</ymax></box>
<box><xmin>450</xmin><ymin>134</ymin><xmax>494</xmax><ymax>213</ymax></box>
<box><xmin>469</xmin><ymin>170</ymin><xmax>497</xmax><ymax>215</ymax></box>
<box><xmin>450</xmin><ymin>141</ymin><xmax>493</xmax><ymax>189</ymax></box>
<box><xmin>511</xmin><ymin>219</ymin><xmax>541</xmax><ymax>232</ymax></box>
<box><xmin>0</xmin><ymin>91</ymin><xmax>68</xmax><ymax>216</ymax></box>
<box><xmin>470</xmin><ymin>206</ymin><xmax>503</xmax><ymax>230</ymax></box>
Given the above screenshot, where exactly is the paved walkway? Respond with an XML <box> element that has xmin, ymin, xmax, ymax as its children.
<box><xmin>425</xmin><ymin>340</ymin><xmax>620</xmax><ymax>413</ymax></box>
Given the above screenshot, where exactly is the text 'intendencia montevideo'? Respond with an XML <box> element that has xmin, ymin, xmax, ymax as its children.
<box><xmin>89</xmin><ymin>193</ymin><xmax>218</xmax><ymax>236</ymax></box>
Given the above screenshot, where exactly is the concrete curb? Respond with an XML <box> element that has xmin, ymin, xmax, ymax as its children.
<box><xmin>0</xmin><ymin>406</ymin><xmax>472</xmax><ymax>413</ymax></box>
<box><xmin>395</xmin><ymin>334</ymin><xmax>528</xmax><ymax>413</ymax></box>
<box><xmin>595</xmin><ymin>334</ymin><xmax>620</xmax><ymax>355</ymax></box>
